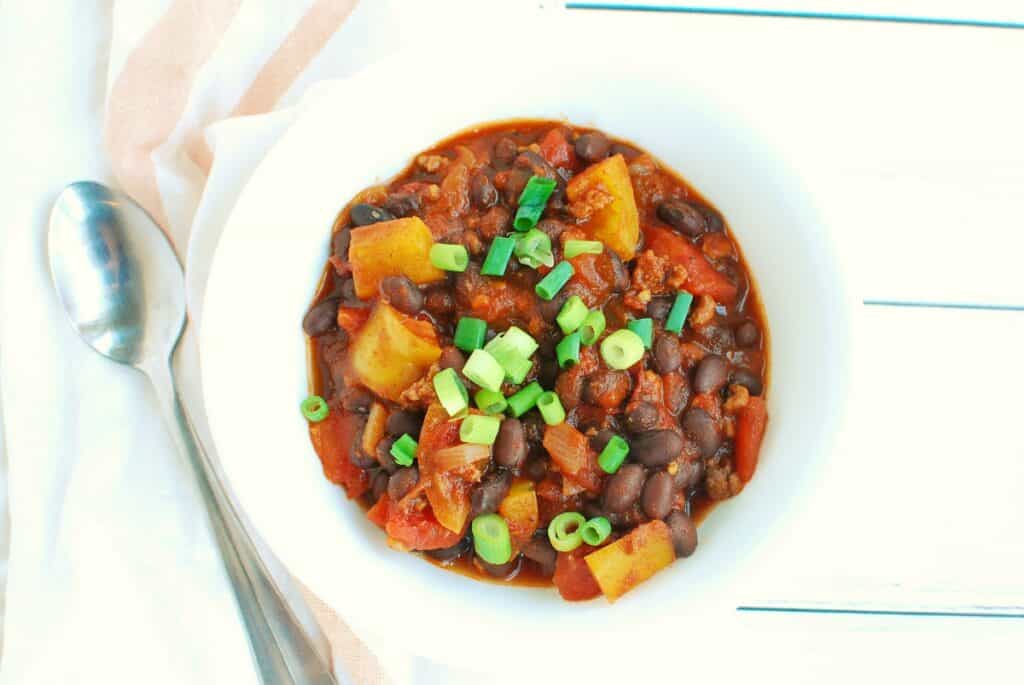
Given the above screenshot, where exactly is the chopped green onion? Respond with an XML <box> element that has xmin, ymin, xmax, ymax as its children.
<box><xmin>548</xmin><ymin>512</ymin><xmax>586</xmax><ymax>552</ymax></box>
<box><xmin>563</xmin><ymin>239</ymin><xmax>603</xmax><ymax>259</ymax></box>
<box><xmin>475</xmin><ymin>389</ymin><xmax>508</xmax><ymax>415</ymax></box>
<box><xmin>460</xmin><ymin>414</ymin><xmax>502</xmax><ymax>445</ymax></box>
<box><xmin>486</xmin><ymin>326</ymin><xmax>538</xmax><ymax>358</ymax></box>
<box><xmin>472</xmin><ymin>513</ymin><xmax>513</xmax><ymax>564</ymax></box>
<box><xmin>390</xmin><ymin>434</ymin><xmax>419</xmax><ymax>467</ymax></box>
<box><xmin>627</xmin><ymin>318</ymin><xmax>654</xmax><ymax>349</ymax></box>
<box><xmin>579</xmin><ymin>309</ymin><xmax>606</xmax><ymax>345</ymax></box>
<box><xmin>429</xmin><ymin>243</ymin><xmax>469</xmax><ymax>272</ymax></box>
<box><xmin>665</xmin><ymin>291</ymin><xmax>694</xmax><ymax>334</ymax></box>
<box><xmin>600</xmin><ymin>329</ymin><xmax>645</xmax><ymax>370</ymax></box>
<box><xmin>537</xmin><ymin>392</ymin><xmax>566</xmax><ymax>425</ymax></box>
<box><xmin>433</xmin><ymin>367</ymin><xmax>469</xmax><ymax>416</ymax></box>
<box><xmin>514</xmin><ymin>228</ymin><xmax>554</xmax><ymax>269</ymax></box>
<box><xmin>556</xmin><ymin>295</ymin><xmax>588</xmax><ymax>334</ymax></box>
<box><xmin>598</xmin><ymin>434</ymin><xmax>630</xmax><ymax>473</ymax></box>
<box><xmin>300</xmin><ymin>395</ymin><xmax>329</xmax><ymax>422</ymax></box>
<box><xmin>580</xmin><ymin>516</ymin><xmax>612</xmax><ymax>546</ymax></box>
<box><xmin>463</xmin><ymin>349</ymin><xmax>505</xmax><ymax>392</ymax></box>
<box><xmin>535</xmin><ymin>261</ymin><xmax>575</xmax><ymax>301</ymax></box>
<box><xmin>556</xmin><ymin>331</ymin><xmax>582</xmax><ymax>369</ymax></box>
<box><xmin>454</xmin><ymin>317</ymin><xmax>487</xmax><ymax>352</ymax></box>
<box><xmin>513</xmin><ymin>176</ymin><xmax>557</xmax><ymax>232</ymax></box>
<box><xmin>492</xmin><ymin>348</ymin><xmax>533</xmax><ymax>384</ymax></box>
<box><xmin>506</xmin><ymin>381</ymin><xmax>544</xmax><ymax>418</ymax></box>
<box><xmin>481</xmin><ymin>236</ymin><xmax>515</xmax><ymax>276</ymax></box>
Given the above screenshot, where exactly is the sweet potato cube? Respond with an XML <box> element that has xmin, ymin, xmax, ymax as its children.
<box><xmin>499</xmin><ymin>480</ymin><xmax>539</xmax><ymax>548</ymax></box>
<box><xmin>349</xmin><ymin>303</ymin><xmax>441</xmax><ymax>401</ymax></box>
<box><xmin>584</xmin><ymin>520</ymin><xmax>675</xmax><ymax>602</ymax></box>
<box><xmin>566</xmin><ymin>154</ymin><xmax>640</xmax><ymax>261</ymax></box>
<box><xmin>348</xmin><ymin>216</ymin><xmax>446</xmax><ymax>298</ymax></box>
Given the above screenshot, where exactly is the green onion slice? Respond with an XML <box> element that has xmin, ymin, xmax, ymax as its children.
<box><xmin>556</xmin><ymin>295</ymin><xmax>588</xmax><ymax>334</ymax></box>
<box><xmin>506</xmin><ymin>381</ymin><xmax>544</xmax><ymax>418</ymax></box>
<box><xmin>579</xmin><ymin>309</ymin><xmax>606</xmax><ymax>345</ymax></box>
<box><xmin>600</xmin><ymin>329</ymin><xmax>645</xmax><ymax>370</ymax></box>
<box><xmin>548</xmin><ymin>511</ymin><xmax>586</xmax><ymax>552</ymax></box>
<box><xmin>390</xmin><ymin>434</ymin><xmax>419</xmax><ymax>467</ymax></box>
<box><xmin>597</xmin><ymin>434</ymin><xmax>630</xmax><ymax>474</ymax></box>
<box><xmin>486</xmin><ymin>326</ymin><xmax>538</xmax><ymax>358</ymax></box>
<box><xmin>580</xmin><ymin>516</ymin><xmax>612</xmax><ymax>546</ymax></box>
<box><xmin>429</xmin><ymin>243</ymin><xmax>469</xmax><ymax>272</ymax></box>
<box><xmin>454</xmin><ymin>317</ymin><xmax>487</xmax><ymax>352</ymax></box>
<box><xmin>463</xmin><ymin>349</ymin><xmax>505</xmax><ymax>392</ymax></box>
<box><xmin>535</xmin><ymin>261</ymin><xmax>575</xmax><ymax>301</ymax></box>
<box><xmin>300</xmin><ymin>395</ymin><xmax>329</xmax><ymax>423</ymax></box>
<box><xmin>472</xmin><ymin>513</ymin><xmax>513</xmax><ymax>564</ymax></box>
<box><xmin>563</xmin><ymin>239</ymin><xmax>604</xmax><ymax>259</ymax></box>
<box><xmin>537</xmin><ymin>392</ymin><xmax>566</xmax><ymax>426</ymax></box>
<box><xmin>474</xmin><ymin>389</ymin><xmax>508</xmax><ymax>415</ymax></box>
<box><xmin>514</xmin><ymin>228</ymin><xmax>554</xmax><ymax>269</ymax></box>
<box><xmin>460</xmin><ymin>414</ymin><xmax>502</xmax><ymax>445</ymax></box>
<box><xmin>627</xmin><ymin>318</ymin><xmax>654</xmax><ymax>349</ymax></box>
<box><xmin>481</xmin><ymin>236</ymin><xmax>516</xmax><ymax>277</ymax></box>
<box><xmin>433</xmin><ymin>367</ymin><xmax>469</xmax><ymax>416</ymax></box>
<box><xmin>556</xmin><ymin>331</ymin><xmax>582</xmax><ymax>369</ymax></box>
<box><xmin>513</xmin><ymin>176</ymin><xmax>557</xmax><ymax>232</ymax></box>
<box><xmin>665</xmin><ymin>291</ymin><xmax>694</xmax><ymax>334</ymax></box>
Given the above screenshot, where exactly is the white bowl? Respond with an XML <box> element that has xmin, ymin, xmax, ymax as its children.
<box><xmin>201</xmin><ymin>33</ymin><xmax>851</xmax><ymax>672</ymax></box>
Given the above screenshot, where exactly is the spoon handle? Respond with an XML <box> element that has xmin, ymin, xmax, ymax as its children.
<box><xmin>146</xmin><ymin>360</ymin><xmax>342</xmax><ymax>685</ymax></box>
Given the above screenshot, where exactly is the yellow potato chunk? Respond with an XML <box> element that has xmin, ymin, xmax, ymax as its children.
<box><xmin>349</xmin><ymin>303</ymin><xmax>441</xmax><ymax>402</ymax></box>
<box><xmin>566</xmin><ymin>154</ymin><xmax>640</xmax><ymax>261</ymax></box>
<box><xmin>498</xmin><ymin>480</ymin><xmax>539</xmax><ymax>548</ymax></box>
<box><xmin>348</xmin><ymin>216</ymin><xmax>446</xmax><ymax>299</ymax></box>
<box><xmin>584</xmin><ymin>520</ymin><xmax>675</xmax><ymax>602</ymax></box>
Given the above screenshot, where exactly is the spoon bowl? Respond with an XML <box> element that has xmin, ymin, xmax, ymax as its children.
<box><xmin>48</xmin><ymin>181</ymin><xmax>184</xmax><ymax>367</ymax></box>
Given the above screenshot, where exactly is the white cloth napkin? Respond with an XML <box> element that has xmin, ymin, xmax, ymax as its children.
<box><xmin>0</xmin><ymin>1</ymin><xmax>550</xmax><ymax>683</ymax></box>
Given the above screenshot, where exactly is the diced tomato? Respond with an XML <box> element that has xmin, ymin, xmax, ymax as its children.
<box><xmin>553</xmin><ymin>548</ymin><xmax>602</xmax><ymax>601</ymax></box>
<box><xmin>336</xmin><ymin>305</ymin><xmax>370</xmax><ymax>335</ymax></box>
<box><xmin>385</xmin><ymin>497</ymin><xmax>463</xmax><ymax>551</ymax></box>
<box><xmin>309</xmin><ymin>411</ymin><xmax>370</xmax><ymax>499</ymax></box>
<box><xmin>568</xmin><ymin>251</ymin><xmax>620</xmax><ymax>308</ymax></box>
<box><xmin>417</xmin><ymin>403</ymin><xmax>462</xmax><ymax>456</ymax></box>
<box><xmin>734</xmin><ymin>396</ymin><xmax>767</xmax><ymax>482</ymax></box>
<box><xmin>366</xmin><ymin>495</ymin><xmax>391</xmax><ymax>529</ymax></box>
<box><xmin>417</xmin><ymin>404</ymin><xmax>489</xmax><ymax>534</ymax></box>
<box><xmin>536</xmin><ymin>475</ymin><xmax>570</xmax><ymax>526</ymax></box>
<box><xmin>539</xmin><ymin>128</ymin><xmax>577</xmax><ymax>169</ymax></box>
<box><xmin>643</xmin><ymin>226</ymin><xmax>738</xmax><ymax>304</ymax></box>
<box><xmin>543</xmin><ymin>423</ymin><xmax>603</xmax><ymax>494</ymax></box>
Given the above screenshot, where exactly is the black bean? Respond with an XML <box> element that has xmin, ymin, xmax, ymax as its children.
<box><xmin>699</xmin><ymin>205</ymin><xmax>724</xmax><ymax>233</ymax></box>
<box><xmin>332</xmin><ymin>228</ymin><xmax>351</xmax><ymax>260</ymax></box>
<box><xmin>424</xmin><ymin>288</ymin><xmax>455</xmax><ymax>317</ymax></box>
<box><xmin>731</xmin><ymin>368</ymin><xmax>764</xmax><ymax>396</ymax></box>
<box><xmin>438</xmin><ymin>346</ymin><xmax>466</xmax><ymax>374</ymax></box>
<box><xmin>370</xmin><ymin>470</ymin><xmax>389</xmax><ymax>501</ymax></box>
<box><xmin>387</xmin><ymin>466</ymin><xmax>419</xmax><ymax>501</ymax></box>
<box><xmin>657</xmin><ymin>200</ymin><xmax>708</xmax><ymax>237</ymax></box>
<box><xmin>340</xmin><ymin>387</ymin><xmax>373</xmax><ymax>413</ymax></box>
<box><xmin>647</xmin><ymin>297</ymin><xmax>672</xmax><ymax>321</ymax></box>
<box><xmin>693</xmin><ymin>354</ymin><xmax>730</xmax><ymax>394</ymax></box>
<box><xmin>470</xmin><ymin>470</ymin><xmax>512</xmax><ymax>517</ymax></box>
<box><xmin>470</xmin><ymin>172</ymin><xmax>498</xmax><ymax>209</ymax></box>
<box><xmin>682</xmin><ymin>408</ymin><xmax>721</xmax><ymax>458</ymax></box>
<box><xmin>522</xmin><ymin>537</ymin><xmax>557</xmax><ymax>577</ymax></box>
<box><xmin>493</xmin><ymin>137</ymin><xmax>518</xmax><ymax>166</ymax></box>
<box><xmin>583</xmin><ymin>369</ymin><xmax>631</xmax><ymax>409</ymax></box>
<box><xmin>589</xmin><ymin>429</ymin><xmax>617</xmax><ymax>453</ymax></box>
<box><xmin>501</xmin><ymin>169</ymin><xmax>532</xmax><ymax>205</ymax></box>
<box><xmin>604</xmin><ymin>464</ymin><xmax>646</xmax><ymax>513</ymax></box>
<box><xmin>641</xmin><ymin>471</ymin><xmax>674</xmax><ymax>520</ymax></box>
<box><xmin>538</xmin><ymin>291</ymin><xmax>568</xmax><ymax>323</ymax></box>
<box><xmin>652</xmin><ymin>335</ymin><xmax>682</xmax><ymax>374</ymax></box>
<box><xmin>625</xmin><ymin>401</ymin><xmax>661</xmax><ymax>434</ymax></box>
<box><xmin>735</xmin><ymin>321</ymin><xmax>760</xmax><ymax>348</ymax></box>
<box><xmin>339</xmin><ymin>277</ymin><xmax>359</xmax><ymax>303</ymax></box>
<box><xmin>494</xmin><ymin>419</ymin><xmax>528</xmax><ymax>469</ymax></box>
<box><xmin>666</xmin><ymin>511</ymin><xmax>698</xmax><ymax>557</ymax></box>
<box><xmin>515</xmin><ymin>150</ymin><xmax>558</xmax><ymax>181</ymax></box>
<box><xmin>303</xmin><ymin>298</ymin><xmax>339</xmax><ymax>337</ymax></box>
<box><xmin>376</xmin><ymin>436</ymin><xmax>398</xmax><ymax>473</ymax></box>
<box><xmin>349</xmin><ymin>419</ymin><xmax>377</xmax><ymax>469</ymax></box>
<box><xmin>539</xmin><ymin>357</ymin><xmax>560</xmax><ymax>389</ymax></box>
<box><xmin>664</xmin><ymin>372</ymin><xmax>690</xmax><ymax>415</ymax></box>
<box><xmin>350</xmin><ymin>203</ymin><xmax>394</xmax><ymax>227</ymax></box>
<box><xmin>383</xmin><ymin>192</ymin><xmax>420</xmax><ymax>218</ymax></box>
<box><xmin>672</xmin><ymin>457</ymin><xmax>704</xmax><ymax>491</ymax></box>
<box><xmin>606</xmin><ymin>250</ymin><xmax>630</xmax><ymax>293</ymax></box>
<box><xmin>537</xmin><ymin>218</ymin><xmax>568</xmax><ymax>242</ymax></box>
<box><xmin>427</xmin><ymin>537</ymin><xmax>471</xmax><ymax>563</ymax></box>
<box><xmin>478</xmin><ymin>556</ymin><xmax>519</xmax><ymax>579</ymax></box>
<box><xmin>523</xmin><ymin>457</ymin><xmax>548</xmax><ymax>482</ymax></box>
<box><xmin>379</xmin><ymin>275</ymin><xmax>423</xmax><ymax>315</ymax></box>
<box><xmin>631</xmin><ymin>430</ymin><xmax>684</xmax><ymax>467</ymax></box>
<box><xmin>386</xmin><ymin>410</ymin><xmax>422</xmax><ymax>438</ymax></box>
<box><xmin>575</xmin><ymin>132</ymin><xmax>611</xmax><ymax>163</ymax></box>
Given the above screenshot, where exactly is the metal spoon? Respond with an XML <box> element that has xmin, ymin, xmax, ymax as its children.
<box><xmin>48</xmin><ymin>181</ymin><xmax>341</xmax><ymax>685</ymax></box>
